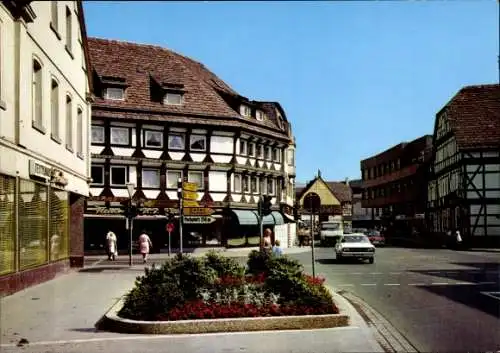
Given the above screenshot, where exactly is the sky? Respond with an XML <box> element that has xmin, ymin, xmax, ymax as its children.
<box><xmin>83</xmin><ymin>1</ymin><xmax>499</xmax><ymax>185</ymax></box>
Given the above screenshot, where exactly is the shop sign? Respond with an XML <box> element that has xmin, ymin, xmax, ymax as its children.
<box><xmin>29</xmin><ymin>160</ymin><xmax>51</xmax><ymax>181</ymax></box>
<box><xmin>139</xmin><ymin>207</ymin><xmax>160</xmax><ymax>215</ymax></box>
<box><xmin>183</xmin><ymin>216</ymin><xmax>216</xmax><ymax>224</ymax></box>
<box><xmin>93</xmin><ymin>207</ymin><xmax>124</xmax><ymax>215</ymax></box>
<box><xmin>184</xmin><ymin>207</ymin><xmax>215</xmax><ymax>216</ymax></box>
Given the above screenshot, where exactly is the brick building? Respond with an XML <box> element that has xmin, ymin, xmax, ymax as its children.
<box><xmin>360</xmin><ymin>135</ymin><xmax>433</xmax><ymax>243</ymax></box>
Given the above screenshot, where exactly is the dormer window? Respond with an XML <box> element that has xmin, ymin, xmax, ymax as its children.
<box><xmin>105</xmin><ymin>87</ymin><xmax>124</xmax><ymax>101</ymax></box>
<box><xmin>256</xmin><ymin>110</ymin><xmax>265</xmax><ymax>121</ymax></box>
<box><xmin>164</xmin><ymin>92</ymin><xmax>183</xmax><ymax>105</ymax></box>
<box><xmin>240</xmin><ymin>105</ymin><xmax>251</xmax><ymax>117</ymax></box>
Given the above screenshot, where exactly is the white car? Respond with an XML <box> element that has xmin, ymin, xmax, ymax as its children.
<box><xmin>335</xmin><ymin>234</ymin><xmax>375</xmax><ymax>264</ymax></box>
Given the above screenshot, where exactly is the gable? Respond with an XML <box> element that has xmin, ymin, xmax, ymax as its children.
<box><xmin>298</xmin><ymin>179</ymin><xmax>340</xmax><ymax>206</ymax></box>
<box><xmin>435</xmin><ymin>111</ymin><xmax>452</xmax><ymax>141</ymax></box>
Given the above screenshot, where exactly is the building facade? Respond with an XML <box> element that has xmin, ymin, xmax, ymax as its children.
<box><xmin>295</xmin><ymin>173</ymin><xmax>352</xmax><ymax>233</ymax></box>
<box><xmin>427</xmin><ymin>84</ymin><xmax>500</xmax><ymax>247</ymax></box>
<box><xmin>0</xmin><ymin>1</ymin><xmax>92</xmax><ymax>295</ymax></box>
<box><xmin>85</xmin><ymin>38</ymin><xmax>296</xmax><ymax>252</ymax></box>
<box><xmin>349</xmin><ymin>179</ymin><xmax>375</xmax><ymax>230</ymax></box>
<box><xmin>360</xmin><ymin>135</ymin><xmax>432</xmax><ymax>242</ymax></box>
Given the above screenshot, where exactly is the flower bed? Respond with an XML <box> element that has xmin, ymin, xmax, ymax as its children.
<box><xmin>117</xmin><ymin>250</ymin><xmax>338</xmax><ymax>322</ymax></box>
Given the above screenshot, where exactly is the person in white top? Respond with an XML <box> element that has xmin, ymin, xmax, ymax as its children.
<box><xmin>138</xmin><ymin>231</ymin><xmax>153</xmax><ymax>264</ymax></box>
<box><xmin>106</xmin><ymin>231</ymin><xmax>118</xmax><ymax>261</ymax></box>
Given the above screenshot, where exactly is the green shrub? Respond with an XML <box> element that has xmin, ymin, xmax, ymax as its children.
<box><xmin>204</xmin><ymin>250</ymin><xmax>245</xmax><ymax>279</ymax></box>
<box><xmin>246</xmin><ymin>249</ymin><xmax>273</xmax><ymax>275</ymax></box>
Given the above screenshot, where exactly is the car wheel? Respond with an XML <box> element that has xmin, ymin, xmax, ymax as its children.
<box><xmin>368</xmin><ymin>257</ymin><xmax>374</xmax><ymax>264</ymax></box>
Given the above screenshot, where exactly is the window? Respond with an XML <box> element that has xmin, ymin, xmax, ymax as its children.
<box><xmin>167</xmin><ymin>171</ymin><xmax>182</xmax><ymax>188</ymax></box>
<box><xmin>239</xmin><ymin>139</ymin><xmax>247</xmax><ymax>155</ymax></box>
<box><xmin>142</xmin><ymin>169</ymin><xmax>160</xmax><ymax>188</ymax></box>
<box><xmin>266</xmin><ymin>146</ymin><xmax>272</xmax><ymax>160</ymax></box>
<box><xmin>110</xmin><ymin>166</ymin><xmax>127</xmax><ymax>186</ymax></box>
<box><xmin>168</xmin><ymin>134</ymin><xmax>185</xmax><ymax>150</ymax></box>
<box><xmin>257</xmin><ymin>145</ymin><xmax>264</xmax><ymax>159</ymax></box>
<box><xmin>240</xmin><ymin>105</ymin><xmax>251</xmax><ymax>117</ymax></box>
<box><xmin>51</xmin><ymin>2</ymin><xmax>58</xmax><ymax>32</ymax></box>
<box><xmin>243</xmin><ymin>175</ymin><xmax>250</xmax><ymax>193</ymax></box>
<box><xmin>251</xmin><ymin>176</ymin><xmax>258</xmax><ymax>193</ymax></box>
<box><xmin>110</xmin><ymin>127</ymin><xmax>129</xmax><ymax>145</ymax></box>
<box><xmin>32</xmin><ymin>59</ymin><xmax>43</xmax><ymax>128</ymax></box>
<box><xmin>234</xmin><ymin>174</ymin><xmax>242</xmax><ymax>193</ymax></box>
<box><xmin>91</xmin><ymin>165</ymin><xmax>104</xmax><ymax>185</ymax></box>
<box><xmin>267</xmin><ymin>178</ymin><xmax>275</xmax><ymax>195</ymax></box>
<box><xmin>188</xmin><ymin>172</ymin><xmax>203</xmax><ymax>189</ymax></box>
<box><xmin>256</xmin><ymin>110</ymin><xmax>264</xmax><ymax>121</ymax></box>
<box><xmin>190</xmin><ymin>135</ymin><xmax>206</xmax><ymax>151</ymax></box>
<box><xmin>144</xmin><ymin>130</ymin><xmax>163</xmax><ymax>148</ymax></box>
<box><xmin>65</xmin><ymin>6</ymin><xmax>72</xmax><ymax>52</ymax></box>
<box><xmin>65</xmin><ymin>95</ymin><xmax>73</xmax><ymax>150</ymax></box>
<box><xmin>164</xmin><ymin>92</ymin><xmax>183</xmax><ymax>105</ymax></box>
<box><xmin>248</xmin><ymin>143</ymin><xmax>255</xmax><ymax>157</ymax></box>
<box><xmin>105</xmin><ymin>87</ymin><xmax>124</xmax><ymax>100</ymax></box>
<box><xmin>76</xmin><ymin>108</ymin><xmax>83</xmax><ymax>155</ymax></box>
<box><xmin>273</xmin><ymin>148</ymin><xmax>281</xmax><ymax>162</ymax></box>
<box><xmin>50</xmin><ymin>79</ymin><xmax>59</xmax><ymax>139</ymax></box>
<box><xmin>287</xmin><ymin>149</ymin><xmax>295</xmax><ymax>166</ymax></box>
<box><xmin>260</xmin><ymin>177</ymin><xmax>267</xmax><ymax>194</ymax></box>
<box><xmin>91</xmin><ymin>125</ymin><xmax>105</xmax><ymax>144</ymax></box>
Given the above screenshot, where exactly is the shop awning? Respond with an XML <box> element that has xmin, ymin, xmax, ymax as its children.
<box><xmin>253</xmin><ymin>211</ymin><xmax>285</xmax><ymax>226</ymax></box>
<box><xmin>231</xmin><ymin>210</ymin><xmax>259</xmax><ymax>225</ymax></box>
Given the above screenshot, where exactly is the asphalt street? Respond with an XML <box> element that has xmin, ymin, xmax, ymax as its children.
<box><xmin>288</xmin><ymin>246</ymin><xmax>500</xmax><ymax>353</ymax></box>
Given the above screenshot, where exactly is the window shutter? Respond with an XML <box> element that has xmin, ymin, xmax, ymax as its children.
<box><xmin>0</xmin><ymin>175</ymin><xmax>16</xmax><ymax>275</ymax></box>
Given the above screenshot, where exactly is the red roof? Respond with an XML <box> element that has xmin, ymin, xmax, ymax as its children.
<box><xmin>87</xmin><ymin>37</ymin><xmax>290</xmax><ymax>137</ymax></box>
<box><xmin>442</xmin><ymin>84</ymin><xmax>500</xmax><ymax>150</ymax></box>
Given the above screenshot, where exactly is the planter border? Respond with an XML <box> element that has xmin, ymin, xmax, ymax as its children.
<box><xmin>95</xmin><ymin>291</ymin><xmax>350</xmax><ymax>334</ymax></box>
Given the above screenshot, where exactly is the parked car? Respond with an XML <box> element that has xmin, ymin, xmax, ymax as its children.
<box><xmin>365</xmin><ymin>230</ymin><xmax>386</xmax><ymax>246</ymax></box>
<box><xmin>335</xmin><ymin>233</ymin><xmax>375</xmax><ymax>264</ymax></box>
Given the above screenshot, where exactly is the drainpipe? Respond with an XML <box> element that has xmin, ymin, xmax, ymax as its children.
<box><xmin>14</xmin><ymin>20</ymin><xmax>22</xmax><ymax>145</ymax></box>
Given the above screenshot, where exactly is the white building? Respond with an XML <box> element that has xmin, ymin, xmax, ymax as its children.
<box><xmin>0</xmin><ymin>0</ymin><xmax>92</xmax><ymax>296</ymax></box>
<box><xmin>84</xmin><ymin>38</ymin><xmax>297</xmax><ymax>251</ymax></box>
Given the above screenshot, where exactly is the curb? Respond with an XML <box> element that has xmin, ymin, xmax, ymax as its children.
<box><xmin>95</xmin><ymin>296</ymin><xmax>349</xmax><ymax>334</ymax></box>
<box><xmin>338</xmin><ymin>290</ymin><xmax>419</xmax><ymax>353</ymax></box>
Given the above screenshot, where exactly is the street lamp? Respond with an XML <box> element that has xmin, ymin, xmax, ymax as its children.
<box><xmin>126</xmin><ymin>182</ymin><xmax>135</xmax><ymax>266</ymax></box>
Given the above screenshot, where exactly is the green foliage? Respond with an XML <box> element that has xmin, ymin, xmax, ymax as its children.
<box><xmin>204</xmin><ymin>250</ymin><xmax>245</xmax><ymax>279</ymax></box>
<box><xmin>246</xmin><ymin>249</ymin><xmax>273</xmax><ymax>275</ymax></box>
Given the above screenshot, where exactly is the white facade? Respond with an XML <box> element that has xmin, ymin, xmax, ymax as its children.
<box><xmin>0</xmin><ymin>1</ymin><xmax>91</xmax><ymax>196</ymax></box>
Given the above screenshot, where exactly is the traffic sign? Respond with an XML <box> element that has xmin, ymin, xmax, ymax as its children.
<box><xmin>166</xmin><ymin>223</ymin><xmax>175</xmax><ymax>233</ymax></box>
<box><xmin>182</xmin><ymin>190</ymin><xmax>198</xmax><ymax>201</ymax></box>
<box><xmin>184</xmin><ymin>207</ymin><xmax>215</xmax><ymax>216</ymax></box>
<box><xmin>183</xmin><ymin>200</ymin><xmax>200</xmax><ymax>207</ymax></box>
<box><xmin>183</xmin><ymin>182</ymin><xmax>198</xmax><ymax>192</ymax></box>
<box><xmin>183</xmin><ymin>216</ymin><xmax>216</xmax><ymax>224</ymax></box>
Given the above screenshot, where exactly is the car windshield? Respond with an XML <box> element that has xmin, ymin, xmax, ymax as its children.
<box><xmin>343</xmin><ymin>235</ymin><xmax>370</xmax><ymax>243</ymax></box>
<box><xmin>321</xmin><ymin>223</ymin><xmax>340</xmax><ymax>230</ymax></box>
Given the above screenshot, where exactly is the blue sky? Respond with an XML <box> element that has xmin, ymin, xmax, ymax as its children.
<box><xmin>83</xmin><ymin>1</ymin><xmax>499</xmax><ymax>184</ymax></box>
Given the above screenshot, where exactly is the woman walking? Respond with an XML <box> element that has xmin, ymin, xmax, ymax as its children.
<box><xmin>106</xmin><ymin>230</ymin><xmax>118</xmax><ymax>261</ymax></box>
<box><xmin>138</xmin><ymin>230</ymin><xmax>153</xmax><ymax>264</ymax></box>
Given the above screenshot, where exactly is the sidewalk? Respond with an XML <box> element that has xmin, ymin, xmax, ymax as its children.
<box><xmin>1</xmin><ymin>256</ymin><xmax>384</xmax><ymax>353</ymax></box>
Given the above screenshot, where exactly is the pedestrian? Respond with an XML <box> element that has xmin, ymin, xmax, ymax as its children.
<box><xmin>263</xmin><ymin>228</ymin><xmax>272</xmax><ymax>248</ymax></box>
<box><xmin>138</xmin><ymin>230</ymin><xmax>153</xmax><ymax>264</ymax></box>
<box><xmin>272</xmin><ymin>239</ymin><xmax>283</xmax><ymax>257</ymax></box>
<box><xmin>106</xmin><ymin>230</ymin><xmax>118</xmax><ymax>261</ymax></box>
<box><xmin>455</xmin><ymin>229</ymin><xmax>463</xmax><ymax>250</ymax></box>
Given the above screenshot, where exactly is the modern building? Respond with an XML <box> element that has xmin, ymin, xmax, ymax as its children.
<box><xmin>427</xmin><ymin>84</ymin><xmax>500</xmax><ymax>247</ymax></box>
<box><xmin>360</xmin><ymin>135</ymin><xmax>432</xmax><ymax>242</ymax></box>
<box><xmin>0</xmin><ymin>1</ymin><xmax>92</xmax><ymax>295</ymax></box>
<box><xmin>349</xmin><ymin>179</ymin><xmax>375</xmax><ymax>230</ymax></box>
<box><xmin>295</xmin><ymin>172</ymin><xmax>352</xmax><ymax>232</ymax></box>
<box><xmin>85</xmin><ymin>38</ymin><xmax>296</xmax><ymax>251</ymax></box>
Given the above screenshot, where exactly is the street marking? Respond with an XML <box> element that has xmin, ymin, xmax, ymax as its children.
<box><xmin>408</xmin><ymin>283</ymin><xmax>426</xmax><ymax>286</ymax></box>
<box><xmin>430</xmin><ymin>282</ymin><xmax>449</xmax><ymax>285</ymax></box>
<box><xmin>360</xmin><ymin>283</ymin><xmax>377</xmax><ymax>286</ymax></box>
<box><xmin>480</xmin><ymin>291</ymin><xmax>500</xmax><ymax>301</ymax></box>
<box><xmin>384</xmin><ymin>283</ymin><xmax>400</xmax><ymax>286</ymax></box>
<box><xmin>389</xmin><ymin>272</ymin><xmax>401</xmax><ymax>275</ymax></box>
<box><xmin>370</xmin><ymin>272</ymin><xmax>383</xmax><ymax>275</ymax></box>
<box><xmin>338</xmin><ymin>284</ymin><xmax>355</xmax><ymax>287</ymax></box>
<box><xmin>478</xmin><ymin>281</ymin><xmax>496</xmax><ymax>285</ymax></box>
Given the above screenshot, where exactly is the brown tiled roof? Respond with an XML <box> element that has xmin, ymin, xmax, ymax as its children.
<box><xmin>440</xmin><ymin>84</ymin><xmax>500</xmax><ymax>150</ymax></box>
<box><xmin>88</xmin><ymin>38</ymin><xmax>290</xmax><ymax>137</ymax></box>
<box><xmin>325</xmin><ymin>182</ymin><xmax>352</xmax><ymax>203</ymax></box>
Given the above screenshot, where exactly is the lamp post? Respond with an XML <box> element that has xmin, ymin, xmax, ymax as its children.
<box><xmin>126</xmin><ymin>182</ymin><xmax>135</xmax><ymax>267</ymax></box>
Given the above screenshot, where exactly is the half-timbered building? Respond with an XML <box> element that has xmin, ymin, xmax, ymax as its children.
<box><xmin>427</xmin><ymin>84</ymin><xmax>500</xmax><ymax>248</ymax></box>
<box><xmin>85</xmin><ymin>38</ymin><xmax>296</xmax><ymax>251</ymax></box>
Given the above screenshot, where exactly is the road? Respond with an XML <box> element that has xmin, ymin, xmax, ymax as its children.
<box><xmin>288</xmin><ymin>246</ymin><xmax>500</xmax><ymax>353</ymax></box>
